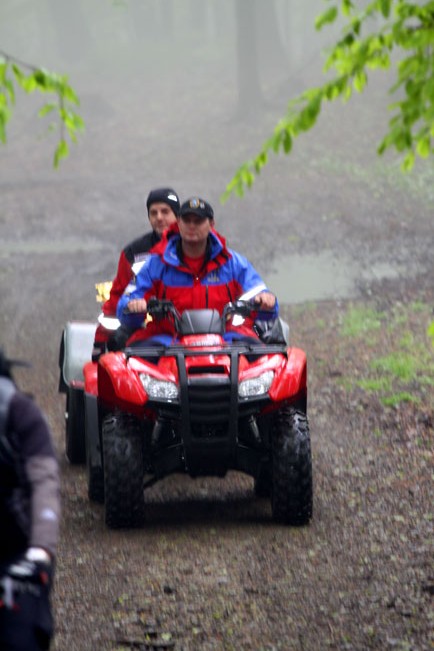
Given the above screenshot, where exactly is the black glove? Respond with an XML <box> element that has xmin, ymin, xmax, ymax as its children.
<box><xmin>0</xmin><ymin>549</ymin><xmax>52</xmax><ymax>609</ymax></box>
<box><xmin>92</xmin><ymin>341</ymin><xmax>107</xmax><ymax>362</ymax></box>
<box><xmin>107</xmin><ymin>325</ymin><xmax>132</xmax><ymax>352</ymax></box>
<box><xmin>7</xmin><ymin>560</ymin><xmax>47</xmax><ymax>583</ymax></box>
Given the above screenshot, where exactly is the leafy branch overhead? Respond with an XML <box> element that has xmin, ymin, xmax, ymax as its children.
<box><xmin>223</xmin><ymin>0</ymin><xmax>434</xmax><ymax>200</ymax></box>
<box><xmin>0</xmin><ymin>51</ymin><xmax>84</xmax><ymax>167</ymax></box>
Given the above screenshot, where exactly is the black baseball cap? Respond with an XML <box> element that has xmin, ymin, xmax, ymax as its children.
<box><xmin>179</xmin><ymin>197</ymin><xmax>214</xmax><ymax>220</ymax></box>
<box><xmin>146</xmin><ymin>188</ymin><xmax>180</xmax><ymax>216</ymax></box>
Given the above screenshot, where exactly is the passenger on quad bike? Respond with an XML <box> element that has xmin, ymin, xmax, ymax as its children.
<box><xmin>86</xmin><ymin>201</ymin><xmax>311</xmax><ymax>528</ymax></box>
<box><xmin>93</xmin><ymin>187</ymin><xmax>180</xmax><ymax>358</ymax></box>
<box><xmin>117</xmin><ymin>196</ymin><xmax>278</xmax><ymax>346</ymax></box>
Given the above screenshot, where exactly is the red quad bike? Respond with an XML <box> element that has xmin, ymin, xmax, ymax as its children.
<box><xmin>82</xmin><ymin>298</ymin><xmax>313</xmax><ymax>529</ymax></box>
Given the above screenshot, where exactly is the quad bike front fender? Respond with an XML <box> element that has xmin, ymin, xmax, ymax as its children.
<box><xmin>83</xmin><ymin>361</ymin><xmax>98</xmax><ymax>396</ymax></box>
<box><xmin>269</xmin><ymin>347</ymin><xmax>307</xmax><ymax>404</ymax></box>
<box><xmin>98</xmin><ymin>352</ymin><xmax>147</xmax><ymax>409</ymax></box>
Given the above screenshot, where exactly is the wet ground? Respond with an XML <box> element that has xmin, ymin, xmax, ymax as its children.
<box><xmin>1</xmin><ymin>44</ymin><xmax>434</xmax><ymax>651</ymax></box>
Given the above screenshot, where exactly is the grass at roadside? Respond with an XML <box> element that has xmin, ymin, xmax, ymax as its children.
<box><xmin>341</xmin><ymin>302</ymin><xmax>434</xmax><ymax>408</ymax></box>
<box><xmin>282</xmin><ymin>292</ymin><xmax>434</xmax><ymax>413</ymax></box>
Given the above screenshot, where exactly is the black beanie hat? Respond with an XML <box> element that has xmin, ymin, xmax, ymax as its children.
<box><xmin>146</xmin><ymin>188</ymin><xmax>180</xmax><ymax>216</ymax></box>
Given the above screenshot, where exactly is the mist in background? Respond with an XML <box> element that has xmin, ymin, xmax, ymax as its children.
<box><xmin>0</xmin><ymin>0</ymin><xmax>402</xmax><ymax>316</ymax></box>
<box><xmin>0</xmin><ymin>0</ymin><xmax>338</xmax><ymax>193</ymax></box>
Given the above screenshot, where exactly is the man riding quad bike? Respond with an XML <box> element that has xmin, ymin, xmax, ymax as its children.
<box><xmin>60</xmin><ymin>197</ymin><xmax>313</xmax><ymax>528</ymax></box>
<box><xmin>83</xmin><ymin>296</ymin><xmax>312</xmax><ymax>528</ymax></box>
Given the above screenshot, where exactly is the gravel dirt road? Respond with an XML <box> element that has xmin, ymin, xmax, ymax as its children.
<box><xmin>1</xmin><ymin>59</ymin><xmax>433</xmax><ymax>651</ymax></box>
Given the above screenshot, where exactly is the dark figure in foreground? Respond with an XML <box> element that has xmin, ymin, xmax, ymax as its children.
<box><xmin>0</xmin><ymin>349</ymin><xmax>60</xmax><ymax>650</ymax></box>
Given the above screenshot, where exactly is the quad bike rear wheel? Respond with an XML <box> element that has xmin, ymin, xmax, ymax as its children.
<box><xmin>85</xmin><ymin>433</ymin><xmax>105</xmax><ymax>504</ymax></box>
<box><xmin>102</xmin><ymin>413</ymin><xmax>145</xmax><ymax>528</ymax></box>
<box><xmin>65</xmin><ymin>387</ymin><xmax>86</xmax><ymax>464</ymax></box>
<box><xmin>271</xmin><ymin>407</ymin><xmax>313</xmax><ymax>525</ymax></box>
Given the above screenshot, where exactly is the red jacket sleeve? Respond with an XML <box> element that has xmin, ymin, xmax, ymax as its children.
<box><xmin>102</xmin><ymin>251</ymin><xmax>133</xmax><ymax>316</ymax></box>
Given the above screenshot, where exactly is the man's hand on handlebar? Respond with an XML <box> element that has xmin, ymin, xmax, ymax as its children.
<box><xmin>254</xmin><ymin>291</ymin><xmax>276</xmax><ymax>311</ymax></box>
<box><xmin>126</xmin><ymin>299</ymin><xmax>148</xmax><ymax>314</ymax></box>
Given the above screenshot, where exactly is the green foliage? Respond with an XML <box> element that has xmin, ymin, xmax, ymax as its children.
<box><xmin>428</xmin><ymin>320</ymin><xmax>434</xmax><ymax>347</ymax></box>
<box><xmin>341</xmin><ymin>306</ymin><xmax>385</xmax><ymax>337</ymax></box>
<box><xmin>0</xmin><ymin>51</ymin><xmax>84</xmax><ymax>167</ymax></box>
<box><xmin>223</xmin><ymin>0</ymin><xmax>434</xmax><ymax>200</ymax></box>
<box><xmin>345</xmin><ymin>301</ymin><xmax>434</xmax><ymax>407</ymax></box>
<box><xmin>381</xmin><ymin>391</ymin><xmax>419</xmax><ymax>407</ymax></box>
<box><xmin>371</xmin><ymin>350</ymin><xmax>418</xmax><ymax>381</ymax></box>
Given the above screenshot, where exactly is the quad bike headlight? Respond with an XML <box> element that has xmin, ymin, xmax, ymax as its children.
<box><xmin>139</xmin><ymin>374</ymin><xmax>179</xmax><ymax>400</ymax></box>
<box><xmin>238</xmin><ymin>370</ymin><xmax>274</xmax><ymax>398</ymax></box>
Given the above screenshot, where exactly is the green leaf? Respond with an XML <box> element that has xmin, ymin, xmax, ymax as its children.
<box><xmin>0</xmin><ymin>112</ymin><xmax>7</xmax><ymax>143</ymax></box>
<box><xmin>315</xmin><ymin>7</ymin><xmax>338</xmax><ymax>31</ymax></box>
<box><xmin>416</xmin><ymin>135</ymin><xmax>431</xmax><ymax>158</ymax></box>
<box><xmin>38</xmin><ymin>103</ymin><xmax>57</xmax><ymax>117</ymax></box>
<box><xmin>20</xmin><ymin>75</ymin><xmax>37</xmax><ymax>93</ymax></box>
<box><xmin>4</xmin><ymin>79</ymin><xmax>15</xmax><ymax>104</ymax></box>
<box><xmin>62</xmin><ymin>84</ymin><xmax>79</xmax><ymax>105</ymax></box>
<box><xmin>401</xmin><ymin>151</ymin><xmax>415</xmax><ymax>172</ymax></box>
<box><xmin>341</xmin><ymin>0</ymin><xmax>354</xmax><ymax>17</ymax></box>
<box><xmin>353</xmin><ymin>70</ymin><xmax>367</xmax><ymax>92</ymax></box>
<box><xmin>12</xmin><ymin>64</ymin><xmax>25</xmax><ymax>82</ymax></box>
<box><xmin>282</xmin><ymin>130</ymin><xmax>292</xmax><ymax>153</ymax></box>
<box><xmin>380</xmin><ymin>0</ymin><xmax>391</xmax><ymax>18</ymax></box>
<box><xmin>253</xmin><ymin>151</ymin><xmax>267</xmax><ymax>174</ymax></box>
<box><xmin>33</xmin><ymin>70</ymin><xmax>50</xmax><ymax>89</ymax></box>
<box><xmin>0</xmin><ymin>63</ymin><xmax>7</xmax><ymax>85</ymax></box>
<box><xmin>53</xmin><ymin>139</ymin><xmax>69</xmax><ymax>168</ymax></box>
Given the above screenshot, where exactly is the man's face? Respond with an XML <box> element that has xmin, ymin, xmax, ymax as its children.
<box><xmin>177</xmin><ymin>214</ymin><xmax>214</xmax><ymax>247</ymax></box>
<box><xmin>148</xmin><ymin>202</ymin><xmax>177</xmax><ymax>236</ymax></box>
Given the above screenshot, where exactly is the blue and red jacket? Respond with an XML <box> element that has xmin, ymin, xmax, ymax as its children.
<box><xmin>117</xmin><ymin>224</ymin><xmax>278</xmax><ymax>342</ymax></box>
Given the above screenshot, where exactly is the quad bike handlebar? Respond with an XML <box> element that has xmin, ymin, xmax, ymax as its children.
<box><xmin>123</xmin><ymin>297</ymin><xmax>288</xmax><ymax>344</ymax></box>
<box><xmin>146</xmin><ymin>297</ymin><xmax>258</xmax><ymax>333</ymax></box>
<box><xmin>126</xmin><ymin>297</ymin><xmax>258</xmax><ymax>328</ymax></box>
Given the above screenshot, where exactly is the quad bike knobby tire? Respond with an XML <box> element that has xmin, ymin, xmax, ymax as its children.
<box><xmin>102</xmin><ymin>413</ymin><xmax>145</xmax><ymax>528</ymax></box>
<box><xmin>65</xmin><ymin>387</ymin><xmax>86</xmax><ymax>464</ymax></box>
<box><xmin>85</xmin><ymin>431</ymin><xmax>105</xmax><ymax>505</ymax></box>
<box><xmin>86</xmin><ymin>450</ymin><xmax>105</xmax><ymax>504</ymax></box>
<box><xmin>254</xmin><ymin>463</ymin><xmax>272</xmax><ymax>498</ymax></box>
<box><xmin>271</xmin><ymin>407</ymin><xmax>313</xmax><ymax>525</ymax></box>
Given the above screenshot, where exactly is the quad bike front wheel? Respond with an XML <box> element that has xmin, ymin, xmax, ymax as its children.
<box><xmin>65</xmin><ymin>387</ymin><xmax>86</xmax><ymax>464</ymax></box>
<box><xmin>254</xmin><ymin>463</ymin><xmax>272</xmax><ymax>498</ymax></box>
<box><xmin>271</xmin><ymin>407</ymin><xmax>313</xmax><ymax>525</ymax></box>
<box><xmin>102</xmin><ymin>413</ymin><xmax>145</xmax><ymax>528</ymax></box>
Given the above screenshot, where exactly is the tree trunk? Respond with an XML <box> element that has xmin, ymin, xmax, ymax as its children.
<box><xmin>235</xmin><ymin>0</ymin><xmax>263</xmax><ymax>112</ymax></box>
<box><xmin>47</xmin><ymin>0</ymin><xmax>91</xmax><ymax>63</ymax></box>
<box><xmin>255</xmin><ymin>0</ymin><xmax>288</xmax><ymax>72</ymax></box>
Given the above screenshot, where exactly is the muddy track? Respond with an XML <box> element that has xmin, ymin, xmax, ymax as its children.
<box><xmin>1</xmin><ymin>62</ymin><xmax>433</xmax><ymax>650</ymax></box>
